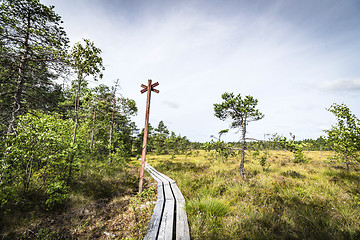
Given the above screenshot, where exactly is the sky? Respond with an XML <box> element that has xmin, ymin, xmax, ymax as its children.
<box><xmin>42</xmin><ymin>0</ymin><xmax>360</xmax><ymax>142</ymax></box>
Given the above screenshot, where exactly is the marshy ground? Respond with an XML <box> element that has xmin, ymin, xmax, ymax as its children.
<box><xmin>147</xmin><ymin>150</ymin><xmax>360</xmax><ymax>240</ymax></box>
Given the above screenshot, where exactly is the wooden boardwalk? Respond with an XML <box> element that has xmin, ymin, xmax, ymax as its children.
<box><xmin>143</xmin><ymin>162</ymin><xmax>190</xmax><ymax>240</ymax></box>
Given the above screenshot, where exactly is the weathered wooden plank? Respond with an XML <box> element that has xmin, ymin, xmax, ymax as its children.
<box><xmin>157</xmin><ymin>198</ymin><xmax>175</xmax><ymax>240</ymax></box>
<box><xmin>145</xmin><ymin>163</ymin><xmax>175</xmax><ymax>184</ymax></box>
<box><xmin>156</xmin><ymin>182</ymin><xmax>164</xmax><ymax>201</ymax></box>
<box><xmin>144</xmin><ymin>199</ymin><xmax>164</xmax><ymax>240</ymax></box>
<box><xmin>171</xmin><ymin>183</ymin><xmax>185</xmax><ymax>201</ymax></box>
<box><xmin>157</xmin><ymin>172</ymin><xmax>175</xmax><ymax>184</ymax></box>
<box><xmin>171</xmin><ymin>183</ymin><xmax>190</xmax><ymax>240</ymax></box>
<box><xmin>142</xmin><ymin>161</ymin><xmax>190</xmax><ymax>240</ymax></box>
<box><xmin>163</xmin><ymin>181</ymin><xmax>174</xmax><ymax>201</ymax></box>
<box><xmin>145</xmin><ymin>163</ymin><xmax>166</xmax><ymax>182</ymax></box>
<box><xmin>144</xmin><ymin>182</ymin><xmax>165</xmax><ymax>240</ymax></box>
<box><xmin>145</xmin><ymin>164</ymin><xmax>162</xmax><ymax>184</ymax></box>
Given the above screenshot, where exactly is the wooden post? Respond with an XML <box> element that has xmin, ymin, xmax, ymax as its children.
<box><xmin>139</xmin><ymin>79</ymin><xmax>159</xmax><ymax>193</ymax></box>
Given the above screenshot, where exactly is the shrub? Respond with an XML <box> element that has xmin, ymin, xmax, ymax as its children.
<box><xmin>45</xmin><ymin>181</ymin><xmax>69</xmax><ymax>210</ymax></box>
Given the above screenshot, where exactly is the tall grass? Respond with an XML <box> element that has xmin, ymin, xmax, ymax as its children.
<box><xmin>148</xmin><ymin>150</ymin><xmax>360</xmax><ymax>240</ymax></box>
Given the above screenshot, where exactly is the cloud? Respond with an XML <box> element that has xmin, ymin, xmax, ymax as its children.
<box><xmin>162</xmin><ymin>101</ymin><xmax>179</xmax><ymax>109</ymax></box>
<box><xmin>41</xmin><ymin>0</ymin><xmax>360</xmax><ymax>142</ymax></box>
<box><xmin>318</xmin><ymin>78</ymin><xmax>360</xmax><ymax>91</ymax></box>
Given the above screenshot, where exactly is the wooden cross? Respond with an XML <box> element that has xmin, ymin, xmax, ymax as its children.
<box><xmin>141</xmin><ymin>81</ymin><xmax>159</xmax><ymax>94</ymax></box>
<box><xmin>139</xmin><ymin>79</ymin><xmax>159</xmax><ymax>193</ymax></box>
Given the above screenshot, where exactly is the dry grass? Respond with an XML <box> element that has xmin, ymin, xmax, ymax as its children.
<box><xmin>148</xmin><ymin>150</ymin><xmax>360</xmax><ymax>240</ymax></box>
<box><xmin>0</xmin><ymin>162</ymin><xmax>156</xmax><ymax>240</ymax></box>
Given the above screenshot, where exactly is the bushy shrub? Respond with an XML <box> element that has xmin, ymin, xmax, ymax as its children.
<box><xmin>1</xmin><ymin>111</ymin><xmax>75</xmax><ymax>212</ymax></box>
<box><xmin>45</xmin><ymin>181</ymin><xmax>69</xmax><ymax>210</ymax></box>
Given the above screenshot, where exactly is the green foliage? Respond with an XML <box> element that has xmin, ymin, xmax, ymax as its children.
<box><xmin>137</xmin><ymin>186</ymin><xmax>156</xmax><ymax>200</ymax></box>
<box><xmin>70</xmin><ymin>39</ymin><xmax>105</xmax><ymax>81</ymax></box>
<box><xmin>203</xmin><ymin>140</ymin><xmax>235</xmax><ymax>162</ymax></box>
<box><xmin>272</xmin><ymin>134</ymin><xmax>308</xmax><ymax>163</ymax></box>
<box><xmin>135</xmin><ymin>121</ymin><xmax>191</xmax><ymax>156</ymax></box>
<box><xmin>0</xmin><ymin>0</ymin><xmax>69</xmax><ymax>135</ymax></box>
<box><xmin>213</xmin><ymin>92</ymin><xmax>264</xmax><ymax>177</ymax></box>
<box><xmin>1</xmin><ymin>111</ymin><xmax>74</xmax><ymax>212</ymax></box>
<box><xmin>259</xmin><ymin>154</ymin><xmax>267</xmax><ymax>167</ymax></box>
<box><xmin>214</xmin><ymin>93</ymin><xmax>264</xmax><ymax>128</ymax></box>
<box><xmin>0</xmin><ymin>1</ymin><xmax>146</xmax><ymax>238</ymax></box>
<box><xmin>45</xmin><ymin>181</ymin><xmax>69</xmax><ymax>210</ymax></box>
<box><xmin>325</xmin><ymin>103</ymin><xmax>360</xmax><ymax>170</ymax></box>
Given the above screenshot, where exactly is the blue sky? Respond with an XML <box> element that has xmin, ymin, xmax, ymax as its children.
<box><xmin>42</xmin><ymin>0</ymin><xmax>360</xmax><ymax>142</ymax></box>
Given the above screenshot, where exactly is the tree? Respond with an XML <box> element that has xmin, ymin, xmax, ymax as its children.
<box><xmin>325</xmin><ymin>103</ymin><xmax>360</xmax><ymax>171</ymax></box>
<box><xmin>81</xmin><ymin>84</ymin><xmax>137</xmax><ymax>159</ymax></box>
<box><xmin>214</xmin><ymin>92</ymin><xmax>264</xmax><ymax>178</ymax></box>
<box><xmin>67</xmin><ymin>39</ymin><xmax>104</xmax><ymax>183</ymax></box>
<box><xmin>69</xmin><ymin>38</ymin><xmax>104</xmax><ymax>145</ymax></box>
<box><xmin>271</xmin><ymin>134</ymin><xmax>307</xmax><ymax>163</ymax></box>
<box><xmin>0</xmin><ymin>0</ymin><xmax>69</xmax><ymax>135</ymax></box>
<box><xmin>153</xmin><ymin>121</ymin><xmax>170</xmax><ymax>154</ymax></box>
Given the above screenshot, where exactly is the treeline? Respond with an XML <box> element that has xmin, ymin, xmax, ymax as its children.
<box><xmin>244</xmin><ymin>136</ymin><xmax>332</xmax><ymax>151</ymax></box>
<box><xmin>134</xmin><ymin>121</ymin><xmax>202</xmax><ymax>156</ymax></box>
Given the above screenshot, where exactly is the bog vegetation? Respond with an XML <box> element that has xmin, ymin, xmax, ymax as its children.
<box><xmin>1</xmin><ymin>0</ymin><xmax>360</xmax><ymax>239</ymax></box>
<box><xmin>147</xmin><ymin>149</ymin><xmax>360</xmax><ymax>240</ymax></box>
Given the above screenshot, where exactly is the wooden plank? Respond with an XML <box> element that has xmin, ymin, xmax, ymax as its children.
<box><xmin>146</xmin><ymin>167</ymin><xmax>168</xmax><ymax>184</ymax></box>
<box><xmin>171</xmin><ymin>183</ymin><xmax>190</xmax><ymax>240</ymax></box>
<box><xmin>144</xmin><ymin>199</ymin><xmax>164</xmax><ymax>239</ymax></box>
<box><xmin>145</xmin><ymin>164</ymin><xmax>162</xmax><ymax>184</ymax></box>
<box><xmin>157</xmin><ymin>182</ymin><xmax>175</xmax><ymax>240</ymax></box>
<box><xmin>146</xmin><ymin>164</ymin><xmax>175</xmax><ymax>184</ymax></box>
<box><xmin>144</xmin><ymin>183</ymin><xmax>165</xmax><ymax>240</ymax></box>
<box><xmin>156</xmin><ymin>171</ymin><xmax>175</xmax><ymax>184</ymax></box>
<box><xmin>147</xmin><ymin>164</ymin><xmax>175</xmax><ymax>184</ymax></box>
<box><xmin>157</xmin><ymin>198</ymin><xmax>175</xmax><ymax>240</ymax></box>
<box><xmin>156</xmin><ymin>182</ymin><xmax>164</xmax><ymax>201</ymax></box>
<box><xmin>171</xmin><ymin>183</ymin><xmax>185</xmax><ymax>201</ymax></box>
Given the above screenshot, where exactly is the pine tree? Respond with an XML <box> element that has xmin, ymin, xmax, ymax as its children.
<box><xmin>0</xmin><ymin>0</ymin><xmax>69</xmax><ymax>135</ymax></box>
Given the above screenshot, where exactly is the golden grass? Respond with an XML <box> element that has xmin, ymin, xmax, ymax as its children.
<box><xmin>148</xmin><ymin>150</ymin><xmax>360</xmax><ymax>240</ymax></box>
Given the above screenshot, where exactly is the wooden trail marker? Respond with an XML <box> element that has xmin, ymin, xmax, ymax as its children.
<box><xmin>139</xmin><ymin>79</ymin><xmax>159</xmax><ymax>193</ymax></box>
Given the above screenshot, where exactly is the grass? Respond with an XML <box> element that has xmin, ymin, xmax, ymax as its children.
<box><xmin>147</xmin><ymin>150</ymin><xmax>360</xmax><ymax>240</ymax></box>
<box><xmin>0</xmin><ymin>160</ymin><xmax>156</xmax><ymax>239</ymax></box>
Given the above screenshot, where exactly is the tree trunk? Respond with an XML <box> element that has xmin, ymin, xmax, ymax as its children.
<box><xmin>89</xmin><ymin>102</ymin><xmax>97</xmax><ymax>152</ymax></box>
<box><xmin>68</xmin><ymin>78</ymin><xmax>82</xmax><ymax>185</ymax></box>
<box><xmin>108</xmin><ymin>80</ymin><xmax>118</xmax><ymax>163</ymax></box>
<box><xmin>108</xmin><ymin>97</ymin><xmax>115</xmax><ymax>161</ymax></box>
<box><xmin>7</xmin><ymin>12</ymin><xmax>31</xmax><ymax>135</ymax></box>
<box><xmin>72</xmin><ymin>79</ymin><xmax>82</xmax><ymax>145</ymax></box>
<box><xmin>239</xmin><ymin>119</ymin><xmax>246</xmax><ymax>179</ymax></box>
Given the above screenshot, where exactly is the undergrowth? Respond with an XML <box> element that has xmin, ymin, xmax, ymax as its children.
<box><xmin>0</xmin><ymin>160</ymin><xmax>156</xmax><ymax>239</ymax></box>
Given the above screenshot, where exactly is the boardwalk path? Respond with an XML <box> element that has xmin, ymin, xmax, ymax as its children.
<box><xmin>143</xmin><ymin>162</ymin><xmax>190</xmax><ymax>240</ymax></box>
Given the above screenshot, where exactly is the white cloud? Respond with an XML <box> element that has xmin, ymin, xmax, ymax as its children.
<box><xmin>318</xmin><ymin>78</ymin><xmax>360</xmax><ymax>91</ymax></box>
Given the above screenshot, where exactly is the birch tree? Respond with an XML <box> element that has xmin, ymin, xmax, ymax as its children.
<box><xmin>325</xmin><ymin>103</ymin><xmax>360</xmax><ymax>171</ymax></box>
<box><xmin>67</xmin><ymin>39</ymin><xmax>104</xmax><ymax>183</ymax></box>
